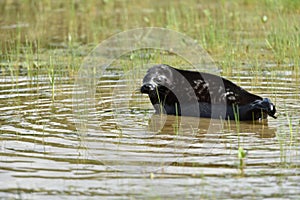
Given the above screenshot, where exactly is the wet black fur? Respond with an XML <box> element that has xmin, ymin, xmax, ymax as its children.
<box><xmin>141</xmin><ymin>64</ymin><xmax>277</xmax><ymax>121</ymax></box>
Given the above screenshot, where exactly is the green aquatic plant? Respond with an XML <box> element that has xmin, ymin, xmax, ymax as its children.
<box><xmin>238</xmin><ymin>146</ymin><xmax>247</xmax><ymax>175</ymax></box>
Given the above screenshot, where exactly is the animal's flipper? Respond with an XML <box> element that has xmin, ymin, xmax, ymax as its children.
<box><xmin>250</xmin><ymin>98</ymin><xmax>277</xmax><ymax>119</ymax></box>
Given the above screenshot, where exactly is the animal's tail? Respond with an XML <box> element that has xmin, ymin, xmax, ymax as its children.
<box><xmin>251</xmin><ymin>98</ymin><xmax>277</xmax><ymax>119</ymax></box>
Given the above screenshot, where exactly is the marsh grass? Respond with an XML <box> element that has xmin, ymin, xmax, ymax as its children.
<box><xmin>1</xmin><ymin>0</ymin><xmax>299</xmax><ymax>82</ymax></box>
<box><xmin>276</xmin><ymin>108</ymin><xmax>300</xmax><ymax>168</ymax></box>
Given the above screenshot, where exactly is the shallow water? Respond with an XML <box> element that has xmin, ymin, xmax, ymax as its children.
<box><xmin>0</xmin><ymin>63</ymin><xmax>299</xmax><ymax>199</ymax></box>
<box><xmin>1</xmin><ymin>0</ymin><xmax>300</xmax><ymax>198</ymax></box>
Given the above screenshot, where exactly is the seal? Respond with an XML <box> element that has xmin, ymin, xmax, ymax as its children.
<box><xmin>140</xmin><ymin>64</ymin><xmax>277</xmax><ymax>121</ymax></box>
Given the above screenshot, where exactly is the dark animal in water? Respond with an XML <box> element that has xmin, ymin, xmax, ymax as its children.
<box><xmin>140</xmin><ymin>64</ymin><xmax>277</xmax><ymax>121</ymax></box>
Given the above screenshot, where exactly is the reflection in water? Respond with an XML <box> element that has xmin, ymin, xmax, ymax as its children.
<box><xmin>148</xmin><ymin>114</ymin><xmax>276</xmax><ymax>138</ymax></box>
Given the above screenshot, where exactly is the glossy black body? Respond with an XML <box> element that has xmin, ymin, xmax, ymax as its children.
<box><xmin>141</xmin><ymin>64</ymin><xmax>277</xmax><ymax>121</ymax></box>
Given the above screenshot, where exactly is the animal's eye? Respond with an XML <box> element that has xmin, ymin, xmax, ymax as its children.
<box><xmin>153</xmin><ymin>77</ymin><xmax>162</xmax><ymax>83</ymax></box>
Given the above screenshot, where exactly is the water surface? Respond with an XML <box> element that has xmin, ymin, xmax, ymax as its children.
<box><xmin>0</xmin><ymin>63</ymin><xmax>299</xmax><ymax>199</ymax></box>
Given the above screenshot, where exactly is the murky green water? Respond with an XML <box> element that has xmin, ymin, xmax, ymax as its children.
<box><xmin>0</xmin><ymin>62</ymin><xmax>299</xmax><ymax>199</ymax></box>
<box><xmin>1</xmin><ymin>0</ymin><xmax>300</xmax><ymax>199</ymax></box>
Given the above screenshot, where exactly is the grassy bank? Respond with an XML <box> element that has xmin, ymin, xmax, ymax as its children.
<box><xmin>0</xmin><ymin>0</ymin><xmax>299</xmax><ymax>79</ymax></box>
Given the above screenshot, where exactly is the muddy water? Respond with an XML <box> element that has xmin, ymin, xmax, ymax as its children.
<box><xmin>0</xmin><ymin>64</ymin><xmax>299</xmax><ymax>199</ymax></box>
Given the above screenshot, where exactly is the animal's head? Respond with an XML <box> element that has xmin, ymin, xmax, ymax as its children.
<box><xmin>140</xmin><ymin>65</ymin><xmax>177</xmax><ymax>105</ymax></box>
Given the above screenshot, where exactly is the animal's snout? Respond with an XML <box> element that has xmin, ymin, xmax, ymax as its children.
<box><xmin>140</xmin><ymin>83</ymin><xmax>155</xmax><ymax>94</ymax></box>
